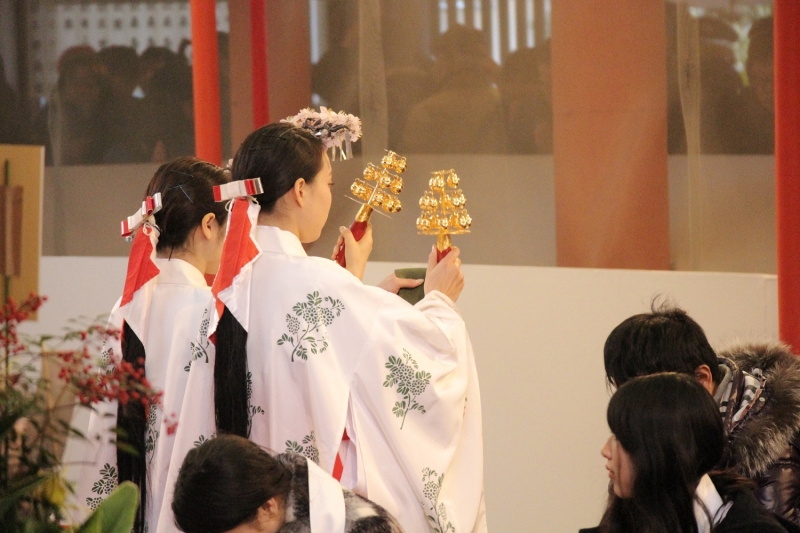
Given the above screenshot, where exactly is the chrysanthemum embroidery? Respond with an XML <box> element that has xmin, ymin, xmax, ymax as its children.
<box><xmin>193</xmin><ymin>433</ymin><xmax>216</xmax><ymax>447</ymax></box>
<box><xmin>285</xmin><ymin>431</ymin><xmax>320</xmax><ymax>464</ymax></box>
<box><xmin>100</xmin><ymin>345</ymin><xmax>113</xmax><ymax>369</ymax></box>
<box><xmin>246</xmin><ymin>371</ymin><xmax>265</xmax><ymax>434</ymax></box>
<box><xmin>145</xmin><ymin>404</ymin><xmax>159</xmax><ymax>464</ymax></box>
<box><xmin>421</xmin><ymin>468</ymin><xmax>454</xmax><ymax>533</ymax></box>
<box><xmin>185</xmin><ymin>309</ymin><xmax>211</xmax><ymax>371</ymax></box>
<box><xmin>277</xmin><ymin>292</ymin><xmax>345</xmax><ymax>362</ymax></box>
<box><xmin>87</xmin><ymin>463</ymin><xmax>118</xmax><ymax>510</ymax></box>
<box><xmin>384</xmin><ymin>349</ymin><xmax>431</xmax><ymax>429</ymax></box>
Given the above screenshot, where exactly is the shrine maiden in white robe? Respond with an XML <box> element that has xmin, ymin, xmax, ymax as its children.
<box><xmin>162</xmin><ymin>215</ymin><xmax>487</xmax><ymax>533</ymax></box>
<box><xmin>74</xmin><ymin>256</ymin><xmax>215</xmax><ymax>533</ymax></box>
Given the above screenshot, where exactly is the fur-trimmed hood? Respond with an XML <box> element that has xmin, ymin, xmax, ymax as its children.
<box><xmin>277</xmin><ymin>453</ymin><xmax>405</xmax><ymax>533</ymax></box>
<box><xmin>717</xmin><ymin>340</ymin><xmax>800</xmax><ymax>478</ymax></box>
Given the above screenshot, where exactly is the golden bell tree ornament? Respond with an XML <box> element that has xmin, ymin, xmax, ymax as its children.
<box><xmin>335</xmin><ymin>151</ymin><xmax>407</xmax><ymax>267</ymax></box>
<box><xmin>416</xmin><ymin>169</ymin><xmax>472</xmax><ymax>262</ymax></box>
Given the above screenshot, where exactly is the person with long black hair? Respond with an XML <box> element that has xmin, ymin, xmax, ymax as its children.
<box><xmin>580</xmin><ymin>373</ymin><xmax>790</xmax><ymax>533</ymax></box>
<box><xmin>162</xmin><ymin>121</ymin><xmax>486</xmax><ymax>533</ymax></box>
<box><xmin>75</xmin><ymin>157</ymin><xmax>230</xmax><ymax>533</ymax></box>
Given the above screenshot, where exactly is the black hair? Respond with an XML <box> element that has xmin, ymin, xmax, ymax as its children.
<box><xmin>172</xmin><ymin>435</ymin><xmax>293</xmax><ymax>533</ymax></box>
<box><xmin>214</xmin><ymin>123</ymin><xmax>324</xmax><ymax>437</ymax></box>
<box><xmin>600</xmin><ymin>373</ymin><xmax>725</xmax><ymax>533</ymax></box>
<box><xmin>145</xmin><ymin>157</ymin><xmax>231</xmax><ymax>254</ymax></box>
<box><xmin>603</xmin><ymin>301</ymin><xmax>720</xmax><ymax>388</ymax></box>
<box><xmin>117</xmin><ymin>157</ymin><xmax>230</xmax><ymax>533</ymax></box>
<box><xmin>230</xmin><ymin>122</ymin><xmax>325</xmax><ymax>212</ymax></box>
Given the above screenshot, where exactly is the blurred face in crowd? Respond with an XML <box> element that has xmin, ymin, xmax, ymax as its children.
<box><xmin>61</xmin><ymin>65</ymin><xmax>102</xmax><ymax>114</ymax></box>
<box><xmin>749</xmin><ymin>58</ymin><xmax>774</xmax><ymax>112</ymax></box>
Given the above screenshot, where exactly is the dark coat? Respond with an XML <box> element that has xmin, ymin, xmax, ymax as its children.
<box><xmin>276</xmin><ymin>453</ymin><xmax>405</xmax><ymax>533</ymax></box>
<box><xmin>717</xmin><ymin>342</ymin><xmax>800</xmax><ymax>526</ymax></box>
<box><xmin>578</xmin><ymin>483</ymin><xmax>791</xmax><ymax>533</ymax></box>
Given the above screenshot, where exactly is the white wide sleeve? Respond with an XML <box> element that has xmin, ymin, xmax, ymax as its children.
<box><xmin>348</xmin><ymin>289</ymin><xmax>486</xmax><ymax>533</ymax></box>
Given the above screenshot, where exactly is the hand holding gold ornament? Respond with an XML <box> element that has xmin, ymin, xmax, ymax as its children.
<box><xmin>334</xmin><ymin>151</ymin><xmax>406</xmax><ymax>267</ymax></box>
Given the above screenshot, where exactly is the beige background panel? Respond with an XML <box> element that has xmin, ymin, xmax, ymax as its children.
<box><xmin>33</xmin><ymin>257</ymin><xmax>778</xmax><ymax>532</ymax></box>
<box><xmin>43</xmin><ymin>163</ymin><xmax>157</xmax><ymax>256</ymax></box>
<box><xmin>0</xmin><ymin>144</ymin><xmax>44</xmax><ymax>316</ymax></box>
<box><xmin>668</xmin><ymin>155</ymin><xmax>776</xmax><ymax>273</ymax></box>
<box><xmin>41</xmin><ymin>154</ymin><xmax>777</xmax><ymax>275</ymax></box>
<box><xmin>305</xmin><ymin>154</ymin><xmax>558</xmax><ymax>266</ymax></box>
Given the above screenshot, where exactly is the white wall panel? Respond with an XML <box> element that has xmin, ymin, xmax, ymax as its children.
<box><xmin>33</xmin><ymin>257</ymin><xmax>777</xmax><ymax>531</ymax></box>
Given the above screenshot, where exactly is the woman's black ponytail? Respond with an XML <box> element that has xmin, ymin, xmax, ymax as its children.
<box><xmin>212</xmin><ymin>123</ymin><xmax>325</xmax><ymax>438</ymax></box>
<box><xmin>214</xmin><ymin>307</ymin><xmax>250</xmax><ymax>437</ymax></box>
<box><xmin>117</xmin><ymin>321</ymin><xmax>148</xmax><ymax>533</ymax></box>
<box><xmin>116</xmin><ymin>157</ymin><xmax>229</xmax><ymax>533</ymax></box>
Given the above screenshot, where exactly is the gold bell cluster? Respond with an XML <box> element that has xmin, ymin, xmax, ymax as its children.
<box><xmin>416</xmin><ymin>169</ymin><xmax>472</xmax><ymax>237</ymax></box>
<box><xmin>350</xmin><ymin>151</ymin><xmax>406</xmax><ymax>216</ymax></box>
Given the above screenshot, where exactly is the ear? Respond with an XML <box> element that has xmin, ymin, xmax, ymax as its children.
<box><xmin>199</xmin><ymin>213</ymin><xmax>217</xmax><ymax>240</ymax></box>
<box><xmin>290</xmin><ymin>178</ymin><xmax>308</xmax><ymax>207</ymax></box>
<box><xmin>694</xmin><ymin>364</ymin><xmax>716</xmax><ymax>395</ymax></box>
<box><xmin>260</xmin><ymin>496</ymin><xmax>282</xmax><ymax>520</ymax></box>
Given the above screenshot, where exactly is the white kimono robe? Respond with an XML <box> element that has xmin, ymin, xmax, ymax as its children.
<box><xmin>163</xmin><ymin>224</ymin><xmax>487</xmax><ymax>533</ymax></box>
<box><xmin>74</xmin><ymin>258</ymin><xmax>215</xmax><ymax>533</ymax></box>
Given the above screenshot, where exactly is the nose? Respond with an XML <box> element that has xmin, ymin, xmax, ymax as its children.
<box><xmin>600</xmin><ymin>435</ymin><xmax>612</xmax><ymax>460</ymax></box>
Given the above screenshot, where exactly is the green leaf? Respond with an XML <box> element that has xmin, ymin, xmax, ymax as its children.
<box><xmin>0</xmin><ymin>474</ymin><xmax>50</xmax><ymax>516</ymax></box>
<box><xmin>77</xmin><ymin>481</ymin><xmax>139</xmax><ymax>533</ymax></box>
<box><xmin>77</xmin><ymin>511</ymin><xmax>103</xmax><ymax>533</ymax></box>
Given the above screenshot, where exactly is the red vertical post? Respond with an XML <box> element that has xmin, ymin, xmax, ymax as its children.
<box><xmin>775</xmin><ymin>2</ymin><xmax>800</xmax><ymax>351</ymax></box>
<box><xmin>190</xmin><ymin>0</ymin><xmax>222</xmax><ymax>165</ymax></box>
<box><xmin>250</xmin><ymin>0</ymin><xmax>269</xmax><ymax>128</ymax></box>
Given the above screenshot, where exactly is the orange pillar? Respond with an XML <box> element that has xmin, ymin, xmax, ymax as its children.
<box><xmin>775</xmin><ymin>2</ymin><xmax>800</xmax><ymax>350</ymax></box>
<box><xmin>190</xmin><ymin>0</ymin><xmax>222</xmax><ymax>165</ymax></box>
<box><xmin>551</xmin><ymin>1</ymin><xmax>670</xmax><ymax>269</ymax></box>
<box><xmin>265</xmin><ymin>1</ymin><xmax>311</xmax><ymax>121</ymax></box>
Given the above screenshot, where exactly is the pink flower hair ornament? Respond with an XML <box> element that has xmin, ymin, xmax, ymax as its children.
<box><xmin>282</xmin><ymin>107</ymin><xmax>362</xmax><ymax>161</ymax></box>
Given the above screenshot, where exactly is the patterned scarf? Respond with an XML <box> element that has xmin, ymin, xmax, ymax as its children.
<box><xmin>714</xmin><ymin>359</ymin><xmax>765</xmax><ymax>426</ymax></box>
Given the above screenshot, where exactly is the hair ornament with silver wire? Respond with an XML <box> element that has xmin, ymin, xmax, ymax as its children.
<box><xmin>281</xmin><ymin>106</ymin><xmax>362</xmax><ymax>160</ymax></box>
<box><xmin>121</xmin><ymin>193</ymin><xmax>163</xmax><ymax>239</ymax></box>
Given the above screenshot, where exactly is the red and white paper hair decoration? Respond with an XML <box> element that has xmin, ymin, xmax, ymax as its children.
<box><xmin>213</xmin><ymin>178</ymin><xmax>264</xmax><ymax>202</ymax></box>
<box><xmin>282</xmin><ymin>107</ymin><xmax>362</xmax><ymax>161</ymax></box>
<box><xmin>121</xmin><ymin>193</ymin><xmax>163</xmax><ymax>239</ymax></box>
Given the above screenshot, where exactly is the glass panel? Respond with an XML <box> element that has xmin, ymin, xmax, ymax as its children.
<box><xmin>0</xmin><ymin>0</ymin><xmax>776</xmax><ymax>269</ymax></box>
<box><xmin>668</xmin><ymin>0</ymin><xmax>774</xmax><ymax>154</ymax></box>
<box><xmin>311</xmin><ymin>0</ymin><xmax>552</xmax><ymax>155</ymax></box>
<box><xmin>0</xmin><ymin>0</ymin><xmax>232</xmax><ymax>166</ymax></box>
<box><xmin>669</xmin><ymin>0</ymin><xmax>775</xmax><ymax>274</ymax></box>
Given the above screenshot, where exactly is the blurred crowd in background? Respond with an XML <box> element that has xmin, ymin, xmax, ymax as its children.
<box><xmin>0</xmin><ymin>3</ymin><xmax>774</xmax><ymax>165</ymax></box>
<box><xmin>0</xmin><ymin>33</ymin><xmax>231</xmax><ymax>166</ymax></box>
